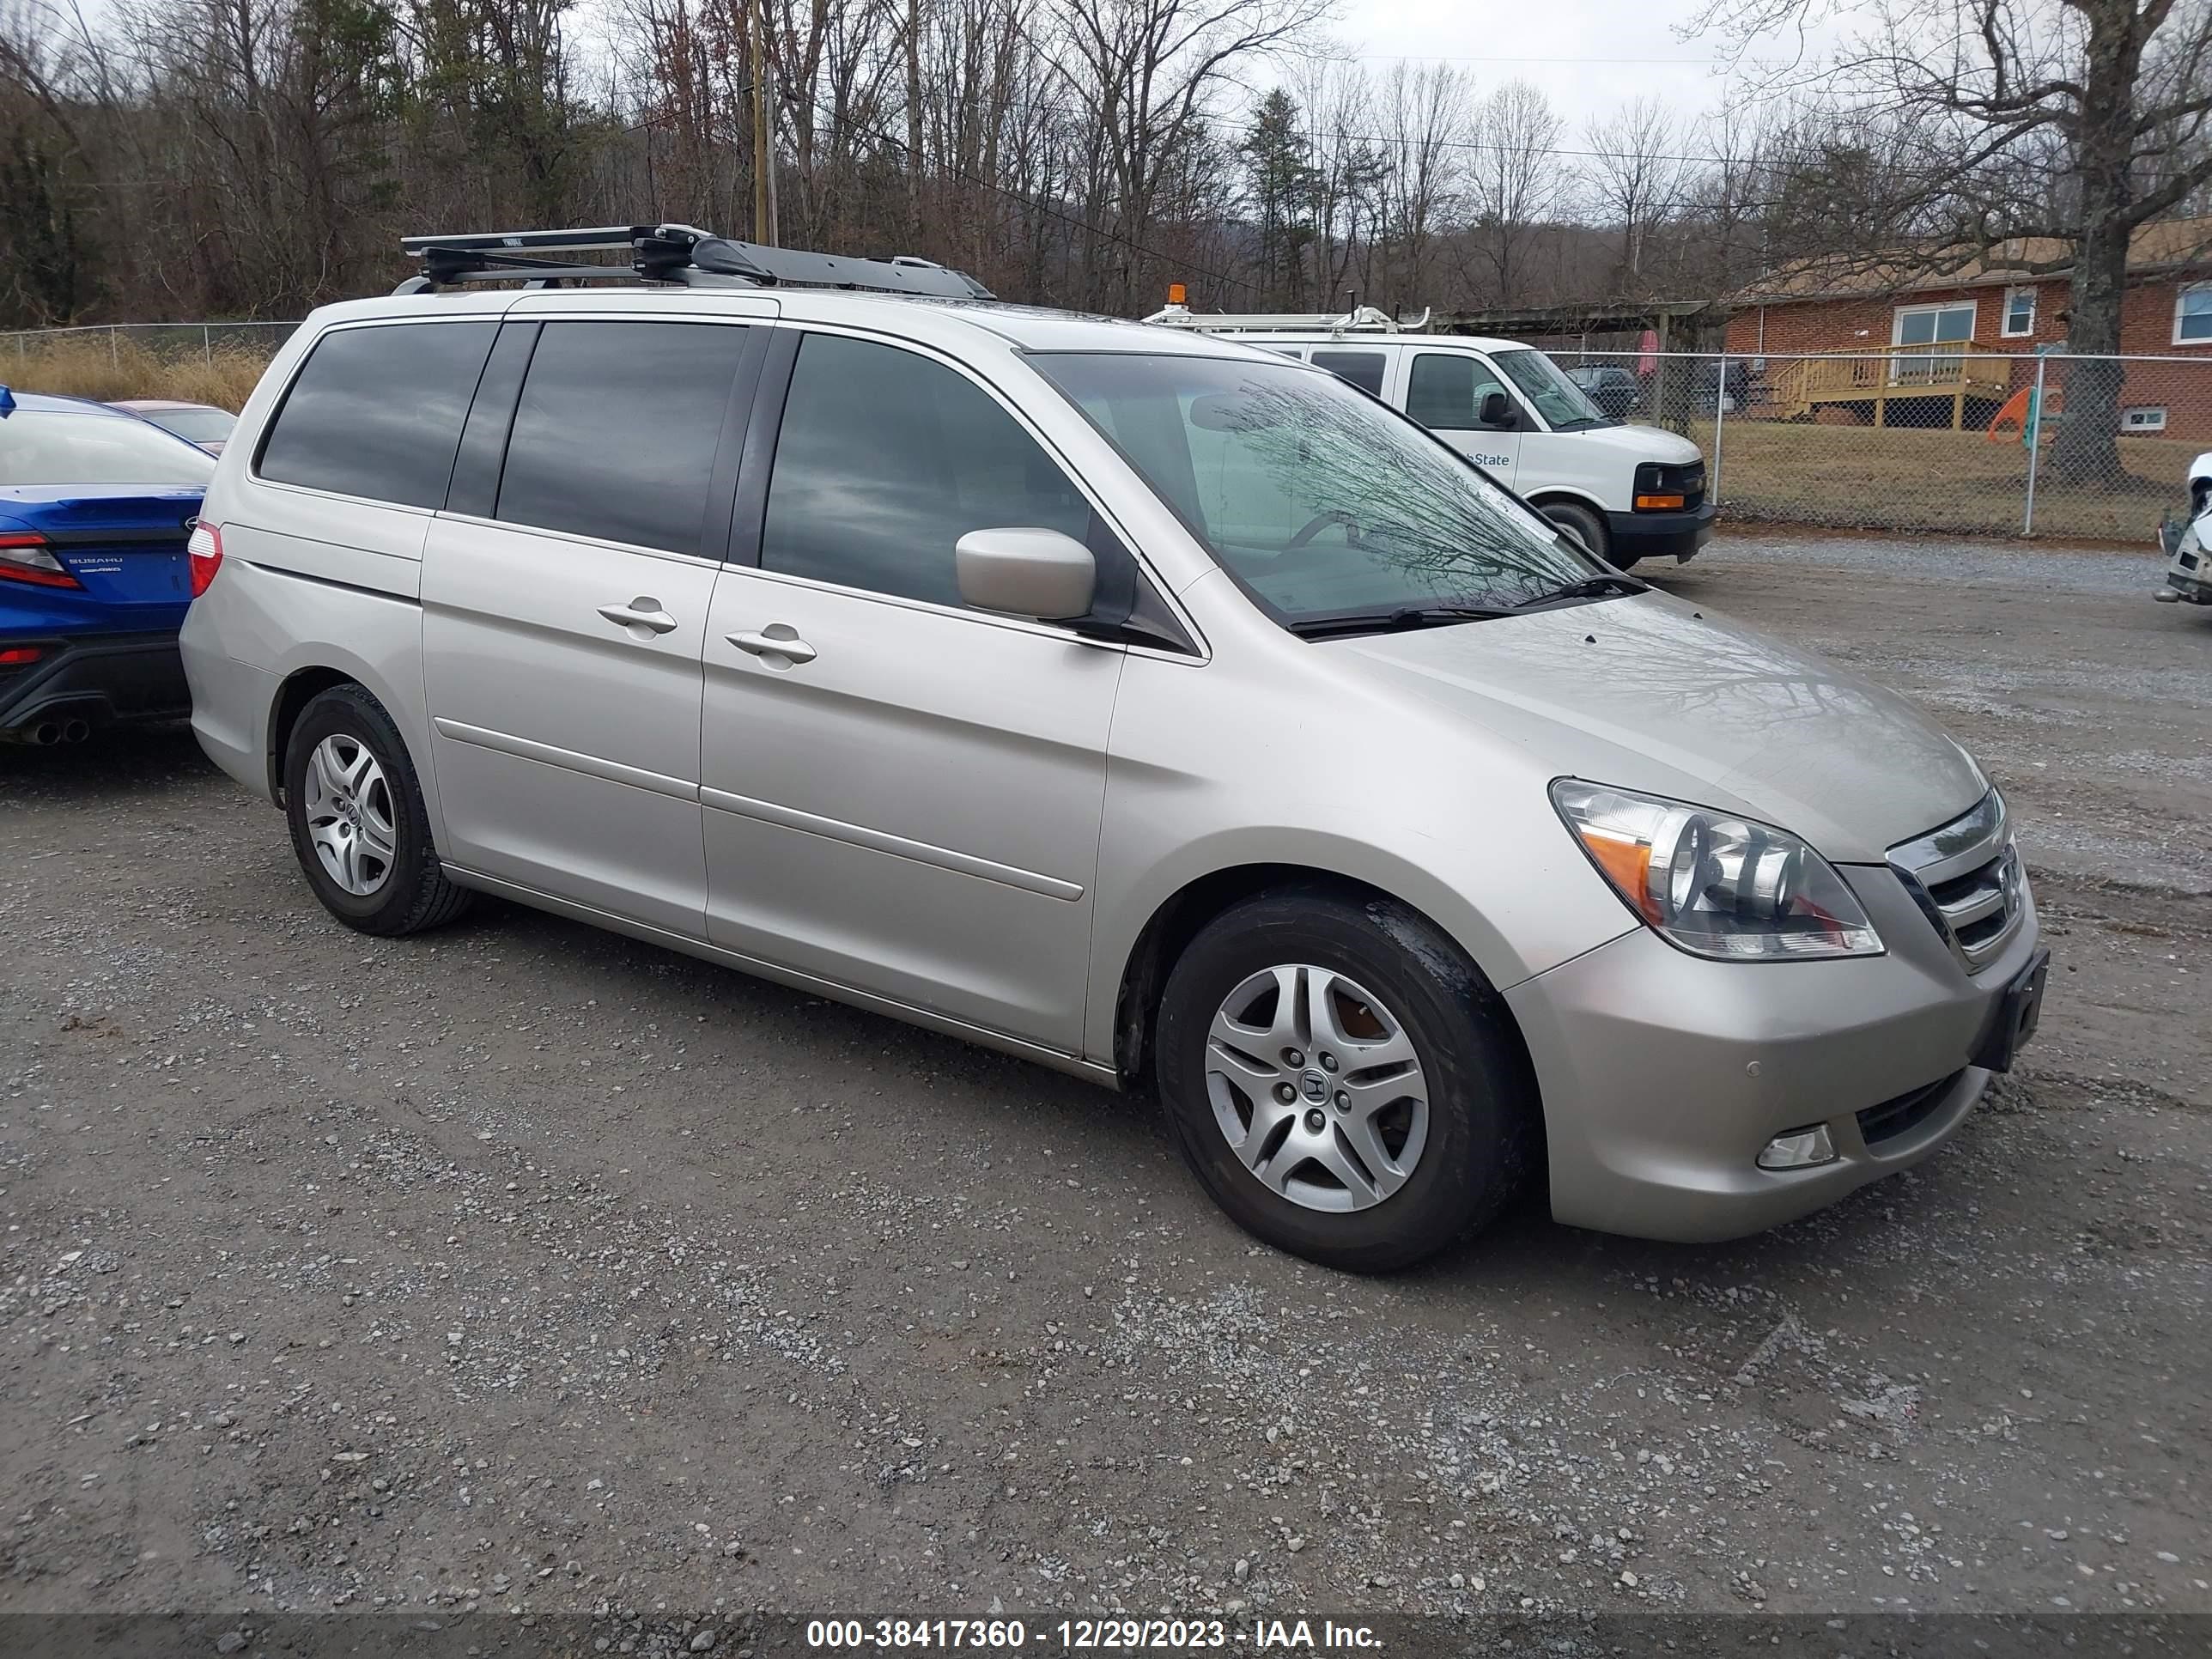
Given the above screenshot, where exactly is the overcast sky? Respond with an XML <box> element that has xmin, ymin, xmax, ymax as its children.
<box><xmin>1309</xmin><ymin>0</ymin><xmax>1827</xmax><ymax>131</ymax></box>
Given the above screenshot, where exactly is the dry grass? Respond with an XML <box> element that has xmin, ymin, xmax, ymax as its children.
<box><xmin>1714</xmin><ymin>418</ymin><xmax>2192</xmax><ymax>544</ymax></box>
<box><xmin>5</xmin><ymin>334</ymin><xmax>275</xmax><ymax>413</ymax></box>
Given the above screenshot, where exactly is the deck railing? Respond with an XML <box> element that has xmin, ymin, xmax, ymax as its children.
<box><xmin>1764</xmin><ymin>341</ymin><xmax>2017</xmax><ymax>425</ymax></box>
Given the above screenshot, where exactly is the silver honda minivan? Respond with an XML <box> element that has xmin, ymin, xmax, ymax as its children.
<box><xmin>180</xmin><ymin>228</ymin><xmax>2046</xmax><ymax>1271</ymax></box>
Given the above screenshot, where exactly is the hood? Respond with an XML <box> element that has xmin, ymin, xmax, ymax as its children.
<box><xmin>1554</xmin><ymin>420</ymin><xmax>1701</xmax><ymax>465</ymax></box>
<box><xmin>1336</xmin><ymin>592</ymin><xmax>1986</xmax><ymax>862</ymax></box>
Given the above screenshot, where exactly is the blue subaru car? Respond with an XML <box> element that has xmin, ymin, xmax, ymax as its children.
<box><xmin>1</xmin><ymin>386</ymin><xmax>215</xmax><ymax>745</ymax></box>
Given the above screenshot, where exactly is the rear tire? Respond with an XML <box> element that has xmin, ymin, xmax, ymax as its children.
<box><xmin>1154</xmin><ymin>886</ymin><xmax>1536</xmax><ymax>1273</ymax></box>
<box><xmin>283</xmin><ymin>684</ymin><xmax>472</xmax><ymax>938</ymax></box>
<box><xmin>1538</xmin><ymin>500</ymin><xmax>1637</xmax><ymax>568</ymax></box>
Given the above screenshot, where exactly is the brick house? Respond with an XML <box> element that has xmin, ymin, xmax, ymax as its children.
<box><xmin>1724</xmin><ymin>217</ymin><xmax>2212</xmax><ymax>440</ymax></box>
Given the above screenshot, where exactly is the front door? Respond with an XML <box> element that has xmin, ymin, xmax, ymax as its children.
<box><xmin>1403</xmin><ymin>349</ymin><xmax>1522</xmax><ymax>485</ymax></box>
<box><xmin>699</xmin><ymin>329</ymin><xmax>1122</xmax><ymax>1052</ymax></box>
<box><xmin>422</xmin><ymin>317</ymin><xmax>757</xmax><ymax>936</ymax></box>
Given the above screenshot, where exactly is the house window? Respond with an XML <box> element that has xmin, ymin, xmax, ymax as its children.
<box><xmin>2179</xmin><ymin>284</ymin><xmax>2212</xmax><ymax>344</ymax></box>
<box><xmin>2122</xmin><ymin>406</ymin><xmax>2168</xmax><ymax>433</ymax></box>
<box><xmin>2001</xmin><ymin>287</ymin><xmax>2036</xmax><ymax>337</ymax></box>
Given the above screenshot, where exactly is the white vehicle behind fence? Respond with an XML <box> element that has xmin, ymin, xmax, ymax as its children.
<box><xmin>2155</xmin><ymin>450</ymin><xmax>2212</xmax><ymax>607</ymax></box>
<box><xmin>1145</xmin><ymin>302</ymin><xmax>1716</xmax><ymax>569</ymax></box>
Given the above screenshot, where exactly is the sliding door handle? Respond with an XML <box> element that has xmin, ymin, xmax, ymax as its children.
<box><xmin>727</xmin><ymin>626</ymin><xmax>817</xmax><ymax>665</ymax></box>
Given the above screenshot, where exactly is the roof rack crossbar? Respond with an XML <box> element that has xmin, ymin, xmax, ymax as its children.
<box><xmin>398</xmin><ymin>223</ymin><xmax>994</xmax><ymax>300</ymax></box>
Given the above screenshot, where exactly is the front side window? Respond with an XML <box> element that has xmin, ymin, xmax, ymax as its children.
<box><xmin>1495</xmin><ymin>350</ymin><xmax>1609</xmax><ymax>429</ymax></box>
<box><xmin>258</xmin><ymin>321</ymin><xmax>495</xmax><ymax>507</ymax></box>
<box><xmin>1310</xmin><ymin>349</ymin><xmax>1387</xmax><ymax>396</ymax></box>
<box><xmin>496</xmin><ymin>320</ymin><xmax>750</xmax><ymax>556</ymax></box>
<box><xmin>761</xmin><ymin>331</ymin><xmax>1091</xmax><ymax>609</ymax></box>
<box><xmin>0</xmin><ymin>410</ymin><xmax>215</xmax><ymax>486</ymax></box>
<box><xmin>2179</xmin><ymin>284</ymin><xmax>2212</xmax><ymax>344</ymax></box>
<box><xmin>2002</xmin><ymin>286</ymin><xmax>2036</xmax><ymax>337</ymax></box>
<box><xmin>1405</xmin><ymin>352</ymin><xmax>1512</xmax><ymax>431</ymax></box>
<box><xmin>1032</xmin><ymin>352</ymin><xmax>1595</xmax><ymax>628</ymax></box>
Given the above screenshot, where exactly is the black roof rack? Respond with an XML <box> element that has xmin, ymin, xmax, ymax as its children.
<box><xmin>396</xmin><ymin>223</ymin><xmax>994</xmax><ymax>301</ymax></box>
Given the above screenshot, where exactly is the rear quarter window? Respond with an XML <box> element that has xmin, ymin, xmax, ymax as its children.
<box><xmin>257</xmin><ymin>320</ymin><xmax>497</xmax><ymax>507</ymax></box>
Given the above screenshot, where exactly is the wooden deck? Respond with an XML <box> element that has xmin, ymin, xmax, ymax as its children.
<box><xmin>1763</xmin><ymin>343</ymin><xmax>2016</xmax><ymax>428</ymax></box>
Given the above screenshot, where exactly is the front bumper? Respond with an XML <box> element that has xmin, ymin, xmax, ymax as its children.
<box><xmin>0</xmin><ymin>630</ymin><xmax>189</xmax><ymax>738</ymax></box>
<box><xmin>2157</xmin><ymin>514</ymin><xmax>2209</xmax><ymax>602</ymax></box>
<box><xmin>1504</xmin><ymin>860</ymin><xmax>2041</xmax><ymax>1243</ymax></box>
<box><xmin>1606</xmin><ymin>499</ymin><xmax>1717</xmax><ymax>562</ymax></box>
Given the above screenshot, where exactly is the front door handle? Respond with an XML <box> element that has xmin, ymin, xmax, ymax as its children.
<box><xmin>598</xmin><ymin>598</ymin><xmax>679</xmax><ymax>635</ymax></box>
<box><xmin>727</xmin><ymin>626</ymin><xmax>817</xmax><ymax>665</ymax></box>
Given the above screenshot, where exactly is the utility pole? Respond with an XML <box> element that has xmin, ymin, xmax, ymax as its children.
<box><xmin>750</xmin><ymin>0</ymin><xmax>777</xmax><ymax>246</ymax></box>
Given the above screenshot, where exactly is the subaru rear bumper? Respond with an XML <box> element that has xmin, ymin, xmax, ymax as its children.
<box><xmin>0</xmin><ymin>630</ymin><xmax>190</xmax><ymax>740</ymax></box>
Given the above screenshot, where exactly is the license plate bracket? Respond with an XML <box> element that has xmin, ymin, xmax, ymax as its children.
<box><xmin>1972</xmin><ymin>949</ymin><xmax>2049</xmax><ymax>1074</ymax></box>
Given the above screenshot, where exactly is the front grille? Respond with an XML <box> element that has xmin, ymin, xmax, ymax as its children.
<box><xmin>1857</xmin><ymin>1070</ymin><xmax>1963</xmax><ymax>1146</ymax></box>
<box><xmin>1887</xmin><ymin>790</ymin><xmax>2024</xmax><ymax>974</ymax></box>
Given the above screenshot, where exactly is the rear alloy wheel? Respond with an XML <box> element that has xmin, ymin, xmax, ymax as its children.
<box><xmin>301</xmin><ymin>733</ymin><xmax>397</xmax><ymax>897</ymax></box>
<box><xmin>1156</xmin><ymin>887</ymin><xmax>1536</xmax><ymax>1273</ymax></box>
<box><xmin>1538</xmin><ymin>499</ymin><xmax>1636</xmax><ymax>568</ymax></box>
<box><xmin>283</xmin><ymin>684</ymin><xmax>472</xmax><ymax>937</ymax></box>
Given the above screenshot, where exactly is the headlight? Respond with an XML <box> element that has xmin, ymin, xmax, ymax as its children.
<box><xmin>1551</xmin><ymin>780</ymin><xmax>1882</xmax><ymax>961</ymax></box>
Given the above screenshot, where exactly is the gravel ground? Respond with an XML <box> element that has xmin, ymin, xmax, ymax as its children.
<box><xmin>3</xmin><ymin>531</ymin><xmax>2209</xmax><ymax>1649</ymax></box>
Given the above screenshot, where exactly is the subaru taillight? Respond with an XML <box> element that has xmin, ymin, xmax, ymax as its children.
<box><xmin>187</xmin><ymin>521</ymin><xmax>224</xmax><ymax>597</ymax></box>
<box><xmin>0</xmin><ymin>531</ymin><xmax>82</xmax><ymax>589</ymax></box>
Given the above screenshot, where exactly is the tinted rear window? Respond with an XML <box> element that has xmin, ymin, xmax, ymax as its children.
<box><xmin>258</xmin><ymin>321</ymin><xmax>496</xmax><ymax>507</ymax></box>
<box><xmin>495</xmin><ymin>321</ymin><xmax>749</xmax><ymax>556</ymax></box>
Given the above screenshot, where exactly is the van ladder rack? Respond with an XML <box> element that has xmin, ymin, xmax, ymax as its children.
<box><xmin>397</xmin><ymin>224</ymin><xmax>994</xmax><ymax>301</ymax></box>
<box><xmin>1141</xmin><ymin>301</ymin><xmax>1430</xmax><ymax>334</ymax></box>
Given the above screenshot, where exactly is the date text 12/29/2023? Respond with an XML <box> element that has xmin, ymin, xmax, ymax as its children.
<box><xmin>804</xmin><ymin>1619</ymin><xmax>1385</xmax><ymax>1650</ymax></box>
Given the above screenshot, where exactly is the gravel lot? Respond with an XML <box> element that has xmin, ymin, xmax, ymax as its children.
<box><xmin>3</xmin><ymin>532</ymin><xmax>2209</xmax><ymax>1648</ymax></box>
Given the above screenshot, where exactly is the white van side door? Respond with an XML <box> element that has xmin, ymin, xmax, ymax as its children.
<box><xmin>1401</xmin><ymin>347</ymin><xmax>1521</xmax><ymax>487</ymax></box>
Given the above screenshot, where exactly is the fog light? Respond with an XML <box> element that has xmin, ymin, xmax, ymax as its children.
<box><xmin>1758</xmin><ymin>1124</ymin><xmax>1837</xmax><ymax>1170</ymax></box>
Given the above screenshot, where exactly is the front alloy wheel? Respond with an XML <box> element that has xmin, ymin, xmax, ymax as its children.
<box><xmin>1155</xmin><ymin>885</ymin><xmax>1537</xmax><ymax>1273</ymax></box>
<box><xmin>1206</xmin><ymin>964</ymin><xmax>1430</xmax><ymax>1212</ymax></box>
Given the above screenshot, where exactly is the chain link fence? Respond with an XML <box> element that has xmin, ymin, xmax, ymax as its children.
<box><xmin>3</xmin><ymin>321</ymin><xmax>300</xmax><ymax>410</ymax></box>
<box><xmin>1558</xmin><ymin>347</ymin><xmax>2211</xmax><ymax>544</ymax></box>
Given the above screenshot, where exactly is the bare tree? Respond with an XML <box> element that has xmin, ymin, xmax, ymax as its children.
<box><xmin>1583</xmin><ymin>94</ymin><xmax>1685</xmax><ymax>293</ymax></box>
<box><xmin>1369</xmin><ymin>59</ymin><xmax>1473</xmax><ymax>312</ymax></box>
<box><xmin>1688</xmin><ymin>0</ymin><xmax>2212</xmax><ymax>482</ymax></box>
<box><xmin>1464</xmin><ymin>77</ymin><xmax>1568</xmax><ymax>307</ymax></box>
<box><xmin>1040</xmin><ymin>0</ymin><xmax>1326</xmax><ymax>313</ymax></box>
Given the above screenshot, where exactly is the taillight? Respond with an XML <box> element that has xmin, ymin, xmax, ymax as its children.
<box><xmin>187</xmin><ymin>521</ymin><xmax>224</xmax><ymax>597</ymax></box>
<box><xmin>0</xmin><ymin>645</ymin><xmax>42</xmax><ymax>665</ymax></box>
<box><xmin>0</xmin><ymin>531</ymin><xmax>82</xmax><ymax>589</ymax></box>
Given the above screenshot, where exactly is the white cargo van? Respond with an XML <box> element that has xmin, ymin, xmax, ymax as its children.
<box><xmin>1146</xmin><ymin>304</ymin><xmax>1716</xmax><ymax>568</ymax></box>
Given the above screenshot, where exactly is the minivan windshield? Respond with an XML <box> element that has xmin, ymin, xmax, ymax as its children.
<box><xmin>1031</xmin><ymin>351</ymin><xmax>1599</xmax><ymax>629</ymax></box>
<box><xmin>1495</xmin><ymin>349</ymin><xmax>1612</xmax><ymax>430</ymax></box>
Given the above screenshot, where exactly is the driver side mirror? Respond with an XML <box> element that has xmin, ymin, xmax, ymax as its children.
<box><xmin>956</xmin><ymin>526</ymin><xmax>1097</xmax><ymax>621</ymax></box>
<box><xmin>1478</xmin><ymin>390</ymin><xmax>1517</xmax><ymax>429</ymax></box>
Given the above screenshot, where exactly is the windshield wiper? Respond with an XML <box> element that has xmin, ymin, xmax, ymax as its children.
<box><xmin>1287</xmin><ymin>604</ymin><xmax>1514</xmax><ymax>640</ymax></box>
<box><xmin>1508</xmin><ymin>573</ymin><xmax>1649</xmax><ymax>611</ymax></box>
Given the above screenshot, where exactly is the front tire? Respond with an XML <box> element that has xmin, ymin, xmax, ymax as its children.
<box><xmin>1154</xmin><ymin>887</ymin><xmax>1537</xmax><ymax>1273</ymax></box>
<box><xmin>282</xmin><ymin>684</ymin><xmax>471</xmax><ymax>937</ymax></box>
<box><xmin>1538</xmin><ymin>499</ymin><xmax>1638</xmax><ymax>568</ymax></box>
